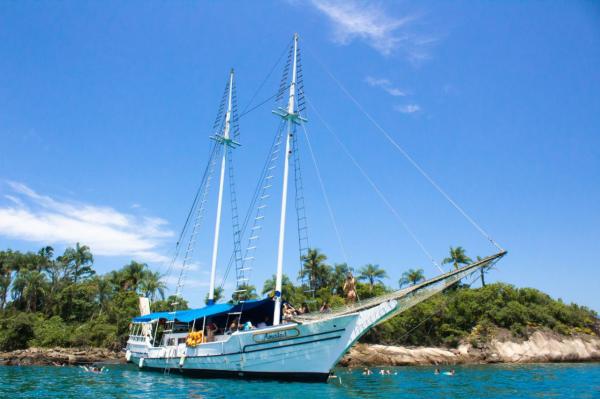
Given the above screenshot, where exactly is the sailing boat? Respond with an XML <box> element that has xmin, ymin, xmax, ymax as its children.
<box><xmin>125</xmin><ymin>33</ymin><xmax>506</xmax><ymax>382</ymax></box>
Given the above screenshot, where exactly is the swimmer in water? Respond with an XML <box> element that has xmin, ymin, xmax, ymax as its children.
<box><xmin>362</xmin><ymin>367</ymin><xmax>373</xmax><ymax>375</ymax></box>
<box><xmin>434</xmin><ymin>368</ymin><xmax>440</xmax><ymax>375</ymax></box>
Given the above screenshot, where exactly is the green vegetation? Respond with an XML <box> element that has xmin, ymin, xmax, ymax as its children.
<box><xmin>357</xmin><ymin>264</ymin><xmax>388</xmax><ymax>293</ymax></box>
<box><xmin>365</xmin><ymin>283</ymin><xmax>599</xmax><ymax>348</ymax></box>
<box><xmin>0</xmin><ymin>245</ymin><xmax>176</xmax><ymax>351</ymax></box>
<box><xmin>399</xmin><ymin>268</ymin><xmax>425</xmax><ymax>288</ymax></box>
<box><xmin>0</xmin><ymin>245</ymin><xmax>597</xmax><ymax>352</ymax></box>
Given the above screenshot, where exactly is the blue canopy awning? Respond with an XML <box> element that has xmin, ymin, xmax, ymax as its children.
<box><xmin>131</xmin><ymin>298</ymin><xmax>275</xmax><ymax>323</ymax></box>
<box><xmin>132</xmin><ymin>302</ymin><xmax>234</xmax><ymax>323</ymax></box>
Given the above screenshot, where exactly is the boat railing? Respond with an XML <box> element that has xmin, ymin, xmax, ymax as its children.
<box><xmin>294</xmin><ymin>251</ymin><xmax>506</xmax><ymax>322</ymax></box>
<box><xmin>128</xmin><ymin>334</ymin><xmax>147</xmax><ymax>343</ymax></box>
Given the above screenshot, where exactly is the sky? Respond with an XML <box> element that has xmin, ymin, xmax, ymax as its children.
<box><xmin>1</xmin><ymin>1</ymin><xmax>599</xmax><ymax>310</ymax></box>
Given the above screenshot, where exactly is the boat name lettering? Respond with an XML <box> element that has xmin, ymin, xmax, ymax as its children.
<box><xmin>253</xmin><ymin>328</ymin><xmax>300</xmax><ymax>342</ymax></box>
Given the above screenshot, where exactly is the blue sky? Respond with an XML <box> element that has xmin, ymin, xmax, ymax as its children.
<box><xmin>1</xmin><ymin>1</ymin><xmax>599</xmax><ymax>310</ymax></box>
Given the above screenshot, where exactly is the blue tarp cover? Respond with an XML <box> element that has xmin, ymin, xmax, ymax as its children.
<box><xmin>132</xmin><ymin>299</ymin><xmax>273</xmax><ymax>323</ymax></box>
<box><xmin>133</xmin><ymin>303</ymin><xmax>233</xmax><ymax>323</ymax></box>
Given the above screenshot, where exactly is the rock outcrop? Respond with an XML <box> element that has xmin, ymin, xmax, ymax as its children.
<box><xmin>0</xmin><ymin>347</ymin><xmax>123</xmax><ymax>366</ymax></box>
<box><xmin>1</xmin><ymin>330</ymin><xmax>599</xmax><ymax>367</ymax></box>
<box><xmin>487</xmin><ymin>330</ymin><xmax>600</xmax><ymax>363</ymax></box>
<box><xmin>341</xmin><ymin>331</ymin><xmax>600</xmax><ymax>367</ymax></box>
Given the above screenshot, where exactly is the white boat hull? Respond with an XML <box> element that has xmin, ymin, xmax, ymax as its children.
<box><xmin>126</xmin><ymin>299</ymin><xmax>397</xmax><ymax>381</ymax></box>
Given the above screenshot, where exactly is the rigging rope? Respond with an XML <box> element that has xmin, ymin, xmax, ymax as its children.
<box><xmin>238</xmin><ymin>93</ymin><xmax>279</xmax><ymax>119</ymax></box>
<box><xmin>306</xmin><ymin>96</ymin><xmax>444</xmax><ymax>273</ymax></box>
<box><xmin>218</xmin><ymin>119</ymin><xmax>287</xmax><ymax>290</ymax></box>
<box><xmin>303</xmin><ymin>41</ymin><xmax>503</xmax><ymax>253</ymax></box>
<box><xmin>292</xmin><ymin>123</ymin><xmax>312</xmax><ymax>291</ymax></box>
<box><xmin>393</xmin><ymin>258</ymin><xmax>500</xmax><ymax>343</ymax></box>
<box><xmin>174</xmin><ymin>144</ymin><xmax>222</xmax><ymax>305</ymax></box>
<box><xmin>300</xmin><ymin>123</ymin><xmax>349</xmax><ymax>264</ymax></box>
<box><xmin>228</xmin><ymin>147</ymin><xmax>243</xmax><ymax>272</ymax></box>
<box><xmin>163</xmin><ymin>141</ymin><xmax>220</xmax><ymax>288</ymax></box>
<box><xmin>238</xmin><ymin>38</ymin><xmax>293</xmax><ymax>118</ymax></box>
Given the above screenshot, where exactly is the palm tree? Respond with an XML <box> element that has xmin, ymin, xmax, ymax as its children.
<box><xmin>120</xmin><ymin>261</ymin><xmax>148</xmax><ymax>292</ymax></box>
<box><xmin>262</xmin><ymin>274</ymin><xmax>294</xmax><ymax>299</ymax></box>
<box><xmin>358</xmin><ymin>264</ymin><xmax>388</xmax><ymax>292</ymax></box>
<box><xmin>60</xmin><ymin>243</ymin><xmax>94</xmax><ymax>283</ymax></box>
<box><xmin>442</xmin><ymin>246</ymin><xmax>472</xmax><ymax>270</ymax></box>
<box><xmin>139</xmin><ymin>271</ymin><xmax>166</xmax><ymax>301</ymax></box>
<box><xmin>332</xmin><ymin>263</ymin><xmax>353</xmax><ymax>295</ymax></box>
<box><xmin>204</xmin><ymin>286</ymin><xmax>224</xmax><ymax>305</ymax></box>
<box><xmin>92</xmin><ymin>276</ymin><xmax>113</xmax><ymax>312</ymax></box>
<box><xmin>0</xmin><ymin>250</ymin><xmax>16</xmax><ymax>309</ymax></box>
<box><xmin>476</xmin><ymin>256</ymin><xmax>486</xmax><ymax>287</ymax></box>
<box><xmin>300</xmin><ymin>249</ymin><xmax>331</xmax><ymax>290</ymax></box>
<box><xmin>399</xmin><ymin>268</ymin><xmax>425</xmax><ymax>288</ymax></box>
<box><xmin>37</xmin><ymin>246</ymin><xmax>54</xmax><ymax>272</ymax></box>
<box><xmin>231</xmin><ymin>283</ymin><xmax>257</xmax><ymax>303</ymax></box>
<box><xmin>13</xmin><ymin>270</ymin><xmax>48</xmax><ymax>312</ymax></box>
<box><xmin>106</xmin><ymin>269</ymin><xmax>124</xmax><ymax>290</ymax></box>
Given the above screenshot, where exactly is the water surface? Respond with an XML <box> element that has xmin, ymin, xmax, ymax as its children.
<box><xmin>2</xmin><ymin>363</ymin><xmax>599</xmax><ymax>398</ymax></box>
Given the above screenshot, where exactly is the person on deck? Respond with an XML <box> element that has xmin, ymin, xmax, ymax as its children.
<box><xmin>226</xmin><ymin>320</ymin><xmax>238</xmax><ymax>334</ymax></box>
<box><xmin>343</xmin><ymin>272</ymin><xmax>357</xmax><ymax>304</ymax></box>
<box><xmin>282</xmin><ymin>303</ymin><xmax>297</xmax><ymax>322</ymax></box>
<box><xmin>320</xmin><ymin>301</ymin><xmax>331</xmax><ymax>313</ymax></box>
<box><xmin>298</xmin><ymin>302</ymin><xmax>310</xmax><ymax>314</ymax></box>
<box><xmin>206</xmin><ymin>322</ymin><xmax>218</xmax><ymax>342</ymax></box>
<box><xmin>256</xmin><ymin>316</ymin><xmax>270</xmax><ymax>328</ymax></box>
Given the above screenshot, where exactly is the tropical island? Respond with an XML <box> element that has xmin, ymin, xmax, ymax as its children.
<box><xmin>0</xmin><ymin>243</ymin><xmax>598</xmax><ymax>366</ymax></box>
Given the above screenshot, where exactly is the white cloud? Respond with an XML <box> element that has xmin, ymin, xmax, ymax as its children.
<box><xmin>365</xmin><ymin>76</ymin><xmax>407</xmax><ymax>97</ymax></box>
<box><xmin>171</xmin><ymin>261</ymin><xmax>201</xmax><ymax>272</ymax></box>
<box><xmin>309</xmin><ymin>0</ymin><xmax>435</xmax><ymax>60</ymax></box>
<box><xmin>163</xmin><ymin>273</ymin><xmax>233</xmax><ymax>291</ymax></box>
<box><xmin>4</xmin><ymin>195</ymin><xmax>24</xmax><ymax>207</ymax></box>
<box><xmin>395</xmin><ymin>104</ymin><xmax>421</xmax><ymax>114</ymax></box>
<box><xmin>164</xmin><ymin>275</ymin><xmax>208</xmax><ymax>289</ymax></box>
<box><xmin>0</xmin><ymin>181</ymin><xmax>173</xmax><ymax>262</ymax></box>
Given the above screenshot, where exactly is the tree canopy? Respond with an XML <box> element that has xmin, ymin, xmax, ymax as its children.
<box><xmin>0</xmin><ymin>244</ymin><xmax>596</xmax><ymax>353</ymax></box>
<box><xmin>399</xmin><ymin>268</ymin><xmax>425</xmax><ymax>288</ymax></box>
<box><xmin>358</xmin><ymin>264</ymin><xmax>388</xmax><ymax>292</ymax></box>
<box><xmin>0</xmin><ymin>245</ymin><xmax>172</xmax><ymax>350</ymax></box>
<box><xmin>442</xmin><ymin>246</ymin><xmax>472</xmax><ymax>270</ymax></box>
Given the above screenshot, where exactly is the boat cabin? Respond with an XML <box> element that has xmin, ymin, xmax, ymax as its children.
<box><xmin>128</xmin><ymin>298</ymin><xmax>279</xmax><ymax>350</ymax></box>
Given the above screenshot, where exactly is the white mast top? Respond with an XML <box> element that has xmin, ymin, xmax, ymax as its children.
<box><xmin>273</xmin><ymin>33</ymin><xmax>299</xmax><ymax>325</ymax></box>
<box><xmin>208</xmin><ymin>69</ymin><xmax>235</xmax><ymax>304</ymax></box>
<box><xmin>287</xmin><ymin>34</ymin><xmax>298</xmax><ymax>115</ymax></box>
<box><xmin>223</xmin><ymin>70</ymin><xmax>234</xmax><ymax>139</ymax></box>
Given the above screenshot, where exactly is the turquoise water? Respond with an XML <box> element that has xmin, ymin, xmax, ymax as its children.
<box><xmin>1</xmin><ymin>363</ymin><xmax>599</xmax><ymax>398</ymax></box>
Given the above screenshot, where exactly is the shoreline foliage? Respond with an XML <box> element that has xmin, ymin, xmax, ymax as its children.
<box><xmin>0</xmin><ymin>245</ymin><xmax>597</xmax><ymax>351</ymax></box>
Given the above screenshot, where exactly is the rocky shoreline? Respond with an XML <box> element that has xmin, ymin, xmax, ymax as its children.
<box><xmin>341</xmin><ymin>330</ymin><xmax>600</xmax><ymax>367</ymax></box>
<box><xmin>1</xmin><ymin>330</ymin><xmax>599</xmax><ymax>367</ymax></box>
<box><xmin>0</xmin><ymin>347</ymin><xmax>123</xmax><ymax>366</ymax></box>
